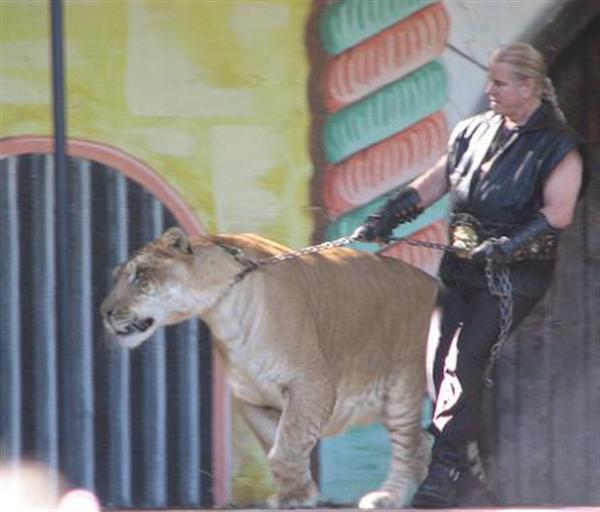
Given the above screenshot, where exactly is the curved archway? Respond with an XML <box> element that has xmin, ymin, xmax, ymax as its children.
<box><xmin>0</xmin><ymin>135</ymin><xmax>206</xmax><ymax>236</ymax></box>
<box><xmin>0</xmin><ymin>135</ymin><xmax>230</xmax><ymax>506</ymax></box>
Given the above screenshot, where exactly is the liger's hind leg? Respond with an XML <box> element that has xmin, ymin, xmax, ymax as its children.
<box><xmin>359</xmin><ymin>378</ymin><xmax>429</xmax><ymax>509</ymax></box>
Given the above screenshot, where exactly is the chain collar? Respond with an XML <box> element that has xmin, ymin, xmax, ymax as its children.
<box><xmin>219</xmin><ymin>236</ymin><xmax>360</xmax><ymax>280</ymax></box>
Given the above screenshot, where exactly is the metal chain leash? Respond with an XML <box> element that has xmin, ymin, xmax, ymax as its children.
<box><xmin>386</xmin><ymin>235</ymin><xmax>464</xmax><ymax>254</ymax></box>
<box><xmin>483</xmin><ymin>256</ymin><xmax>514</xmax><ymax>387</ymax></box>
<box><xmin>250</xmin><ymin>235</ymin><xmax>360</xmax><ymax>267</ymax></box>
<box><xmin>249</xmin><ymin>234</ymin><xmax>463</xmax><ymax>269</ymax></box>
<box><xmin>207</xmin><ymin>236</ymin><xmax>363</xmax><ymax>310</ymax></box>
<box><xmin>225</xmin><ymin>233</ymin><xmax>513</xmax><ymax>383</ymax></box>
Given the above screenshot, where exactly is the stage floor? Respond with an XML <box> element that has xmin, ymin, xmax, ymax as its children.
<box><xmin>111</xmin><ymin>508</ymin><xmax>598</xmax><ymax>512</ymax></box>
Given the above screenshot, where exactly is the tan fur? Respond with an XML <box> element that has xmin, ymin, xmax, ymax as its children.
<box><xmin>101</xmin><ymin>228</ymin><xmax>438</xmax><ymax>508</ymax></box>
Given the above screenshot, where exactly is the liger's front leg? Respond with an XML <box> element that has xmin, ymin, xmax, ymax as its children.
<box><xmin>267</xmin><ymin>383</ymin><xmax>334</xmax><ymax>508</ymax></box>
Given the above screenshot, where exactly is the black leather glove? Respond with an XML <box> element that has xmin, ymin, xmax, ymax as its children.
<box><xmin>352</xmin><ymin>214</ymin><xmax>387</xmax><ymax>242</ymax></box>
<box><xmin>353</xmin><ymin>187</ymin><xmax>423</xmax><ymax>243</ymax></box>
<box><xmin>470</xmin><ymin>212</ymin><xmax>559</xmax><ymax>264</ymax></box>
<box><xmin>469</xmin><ymin>237</ymin><xmax>510</xmax><ymax>264</ymax></box>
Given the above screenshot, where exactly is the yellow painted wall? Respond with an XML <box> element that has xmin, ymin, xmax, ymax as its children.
<box><xmin>1</xmin><ymin>1</ymin><xmax>53</xmax><ymax>134</ymax></box>
<box><xmin>1</xmin><ymin>0</ymin><xmax>313</xmax><ymax>247</ymax></box>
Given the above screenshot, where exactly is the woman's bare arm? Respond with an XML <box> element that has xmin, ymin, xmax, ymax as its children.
<box><xmin>410</xmin><ymin>154</ymin><xmax>451</xmax><ymax>208</ymax></box>
<box><xmin>540</xmin><ymin>149</ymin><xmax>583</xmax><ymax>229</ymax></box>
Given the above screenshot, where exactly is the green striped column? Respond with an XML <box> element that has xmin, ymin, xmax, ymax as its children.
<box><xmin>320</xmin><ymin>0</ymin><xmax>435</xmax><ymax>55</ymax></box>
<box><xmin>323</xmin><ymin>60</ymin><xmax>448</xmax><ymax>164</ymax></box>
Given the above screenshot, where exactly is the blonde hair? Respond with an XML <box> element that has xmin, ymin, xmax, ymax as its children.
<box><xmin>491</xmin><ymin>42</ymin><xmax>566</xmax><ymax>122</ymax></box>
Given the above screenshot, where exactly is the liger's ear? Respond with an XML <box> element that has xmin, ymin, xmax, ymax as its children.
<box><xmin>112</xmin><ymin>262</ymin><xmax>124</xmax><ymax>280</ymax></box>
<box><xmin>161</xmin><ymin>227</ymin><xmax>193</xmax><ymax>254</ymax></box>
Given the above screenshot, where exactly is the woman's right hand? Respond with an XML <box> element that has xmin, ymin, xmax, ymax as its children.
<box><xmin>352</xmin><ymin>215</ymin><xmax>392</xmax><ymax>243</ymax></box>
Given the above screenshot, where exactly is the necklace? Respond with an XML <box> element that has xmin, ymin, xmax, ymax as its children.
<box><xmin>480</xmin><ymin>124</ymin><xmax>519</xmax><ymax>174</ymax></box>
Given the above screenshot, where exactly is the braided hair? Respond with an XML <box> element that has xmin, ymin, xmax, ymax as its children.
<box><xmin>542</xmin><ymin>76</ymin><xmax>566</xmax><ymax>123</ymax></box>
<box><xmin>491</xmin><ymin>43</ymin><xmax>566</xmax><ymax>123</ymax></box>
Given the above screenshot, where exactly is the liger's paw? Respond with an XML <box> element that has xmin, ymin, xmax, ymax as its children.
<box><xmin>358</xmin><ymin>490</ymin><xmax>402</xmax><ymax>509</ymax></box>
<box><xmin>266</xmin><ymin>480</ymin><xmax>319</xmax><ymax>509</ymax></box>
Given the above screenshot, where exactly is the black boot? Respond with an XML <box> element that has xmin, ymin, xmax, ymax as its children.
<box><xmin>411</xmin><ymin>438</ymin><xmax>466</xmax><ymax>508</ymax></box>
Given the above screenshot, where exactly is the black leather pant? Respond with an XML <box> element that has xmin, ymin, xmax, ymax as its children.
<box><xmin>429</xmin><ymin>281</ymin><xmax>541</xmax><ymax>448</ymax></box>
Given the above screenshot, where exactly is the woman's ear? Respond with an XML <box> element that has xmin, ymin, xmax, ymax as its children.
<box><xmin>519</xmin><ymin>77</ymin><xmax>537</xmax><ymax>98</ymax></box>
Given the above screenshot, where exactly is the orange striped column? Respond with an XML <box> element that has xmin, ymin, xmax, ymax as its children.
<box><xmin>316</xmin><ymin>0</ymin><xmax>451</xmax><ymax>276</ymax></box>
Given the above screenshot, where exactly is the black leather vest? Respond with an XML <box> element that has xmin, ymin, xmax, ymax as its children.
<box><xmin>440</xmin><ymin>102</ymin><xmax>583</xmax><ymax>297</ymax></box>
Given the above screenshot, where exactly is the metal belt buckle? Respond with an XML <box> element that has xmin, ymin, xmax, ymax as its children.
<box><xmin>452</xmin><ymin>224</ymin><xmax>479</xmax><ymax>258</ymax></box>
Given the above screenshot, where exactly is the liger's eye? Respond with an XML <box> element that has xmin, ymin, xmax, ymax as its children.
<box><xmin>129</xmin><ymin>267</ymin><xmax>143</xmax><ymax>285</ymax></box>
<box><xmin>133</xmin><ymin>269</ymin><xmax>154</xmax><ymax>293</ymax></box>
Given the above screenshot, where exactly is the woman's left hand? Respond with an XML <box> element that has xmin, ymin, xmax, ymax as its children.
<box><xmin>469</xmin><ymin>237</ymin><xmax>511</xmax><ymax>264</ymax></box>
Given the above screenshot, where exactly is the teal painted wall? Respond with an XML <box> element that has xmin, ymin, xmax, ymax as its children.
<box><xmin>320</xmin><ymin>424</ymin><xmax>391</xmax><ymax>504</ymax></box>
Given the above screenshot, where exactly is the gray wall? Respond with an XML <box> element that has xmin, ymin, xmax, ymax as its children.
<box><xmin>481</xmin><ymin>13</ymin><xmax>600</xmax><ymax>506</ymax></box>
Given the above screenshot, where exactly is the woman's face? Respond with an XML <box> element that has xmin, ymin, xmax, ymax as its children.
<box><xmin>485</xmin><ymin>61</ymin><xmax>534</xmax><ymax>118</ymax></box>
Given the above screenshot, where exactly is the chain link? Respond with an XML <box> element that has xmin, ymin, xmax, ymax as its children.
<box><xmin>483</xmin><ymin>255</ymin><xmax>514</xmax><ymax>387</ymax></box>
<box><xmin>246</xmin><ymin>234</ymin><xmax>463</xmax><ymax>270</ymax></box>
<box><xmin>387</xmin><ymin>235</ymin><xmax>464</xmax><ymax>254</ymax></box>
<box><xmin>251</xmin><ymin>235</ymin><xmax>359</xmax><ymax>268</ymax></box>
<box><xmin>248</xmin><ymin>233</ymin><xmax>466</xmax><ymax>271</ymax></box>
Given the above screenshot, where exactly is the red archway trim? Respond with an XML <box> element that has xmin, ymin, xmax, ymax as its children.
<box><xmin>0</xmin><ymin>134</ymin><xmax>230</xmax><ymax>506</ymax></box>
<box><xmin>0</xmin><ymin>135</ymin><xmax>207</xmax><ymax>236</ymax></box>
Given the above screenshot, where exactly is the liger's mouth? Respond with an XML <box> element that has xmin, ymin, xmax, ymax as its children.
<box><xmin>114</xmin><ymin>317</ymin><xmax>155</xmax><ymax>336</ymax></box>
